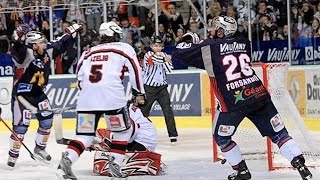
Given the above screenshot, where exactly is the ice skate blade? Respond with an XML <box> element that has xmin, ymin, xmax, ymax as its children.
<box><xmin>56</xmin><ymin>169</ymin><xmax>77</xmax><ymax>180</ymax></box>
<box><xmin>170</xmin><ymin>142</ymin><xmax>177</xmax><ymax>146</ymax></box>
<box><xmin>33</xmin><ymin>154</ymin><xmax>50</xmax><ymax>164</ymax></box>
<box><xmin>111</xmin><ymin>177</ymin><xmax>128</xmax><ymax>180</ymax></box>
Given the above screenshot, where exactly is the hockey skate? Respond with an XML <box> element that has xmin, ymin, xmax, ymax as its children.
<box><xmin>56</xmin><ymin>152</ymin><xmax>77</xmax><ymax>180</ymax></box>
<box><xmin>228</xmin><ymin>160</ymin><xmax>251</xmax><ymax>180</ymax></box>
<box><xmin>291</xmin><ymin>155</ymin><xmax>313</xmax><ymax>180</ymax></box>
<box><xmin>108</xmin><ymin>155</ymin><xmax>128</xmax><ymax>179</ymax></box>
<box><xmin>7</xmin><ymin>155</ymin><xmax>18</xmax><ymax>167</ymax></box>
<box><xmin>34</xmin><ymin>146</ymin><xmax>51</xmax><ymax>164</ymax></box>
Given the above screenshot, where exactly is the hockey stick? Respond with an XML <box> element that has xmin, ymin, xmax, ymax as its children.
<box><xmin>17</xmin><ymin>95</ymin><xmax>74</xmax><ymax>145</ymax></box>
<box><xmin>17</xmin><ymin>96</ymin><xmax>76</xmax><ymax>114</ymax></box>
<box><xmin>0</xmin><ymin>107</ymin><xmax>36</xmax><ymax>161</ymax></box>
<box><xmin>53</xmin><ymin>114</ymin><xmax>71</xmax><ymax>145</ymax></box>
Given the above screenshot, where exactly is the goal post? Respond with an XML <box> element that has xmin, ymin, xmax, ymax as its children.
<box><xmin>211</xmin><ymin>62</ymin><xmax>320</xmax><ymax>171</ymax></box>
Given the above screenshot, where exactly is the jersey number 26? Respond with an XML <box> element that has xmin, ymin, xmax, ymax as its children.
<box><xmin>223</xmin><ymin>53</ymin><xmax>253</xmax><ymax>82</ymax></box>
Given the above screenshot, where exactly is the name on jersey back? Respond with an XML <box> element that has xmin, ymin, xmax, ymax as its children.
<box><xmin>91</xmin><ymin>55</ymin><xmax>109</xmax><ymax>62</ymax></box>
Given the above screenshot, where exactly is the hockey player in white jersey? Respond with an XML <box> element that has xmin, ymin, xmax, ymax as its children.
<box><xmin>57</xmin><ymin>21</ymin><xmax>145</xmax><ymax>180</ymax></box>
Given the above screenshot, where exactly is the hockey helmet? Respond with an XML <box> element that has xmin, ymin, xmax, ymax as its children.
<box><xmin>99</xmin><ymin>21</ymin><xmax>123</xmax><ymax>42</ymax></box>
<box><xmin>25</xmin><ymin>31</ymin><xmax>47</xmax><ymax>45</ymax></box>
<box><xmin>213</xmin><ymin>16</ymin><xmax>237</xmax><ymax>37</ymax></box>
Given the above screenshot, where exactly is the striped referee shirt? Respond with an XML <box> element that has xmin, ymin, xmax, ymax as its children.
<box><xmin>142</xmin><ymin>51</ymin><xmax>173</xmax><ymax>87</ymax></box>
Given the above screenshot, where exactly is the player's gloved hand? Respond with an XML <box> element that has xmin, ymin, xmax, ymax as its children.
<box><xmin>66</xmin><ymin>23</ymin><xmax>82</xmax><ymax>37</ymax></box>
<box><xmin>179</xmin><ymin>32</ymin><xmax>200</xmax><ymax>44</ymax></box>
<box><xmin>132</xmin><ymin>89</ymin><xmax>146</xmax><ymax>107</ymax></box>
<box><xmin>13</xmin><ymin>24</ymin><xmax>29</xmax><ymax>41</ymax></box>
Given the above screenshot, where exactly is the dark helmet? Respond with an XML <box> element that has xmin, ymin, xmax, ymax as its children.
<box><xmin>151</xmin><ymin>35</ymin><xmax>163</xmax><ymax>44</ymax></box>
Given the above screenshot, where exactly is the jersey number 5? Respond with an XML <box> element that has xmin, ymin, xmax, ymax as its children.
<box><xmin>89</xmin><ymin>64</ymin><xmax>103</xmax><ymax>83</ymax></box>
<box><xmin>223</xmin><ymin>53</ymin><xmax>253</xmax><ymax>82</ymax></box>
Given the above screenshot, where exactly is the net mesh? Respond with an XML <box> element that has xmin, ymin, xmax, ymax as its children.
<box><xmin>263</xmin><ymin>63</ymin><xmax>320</xmax><ymax>167</ymax></box>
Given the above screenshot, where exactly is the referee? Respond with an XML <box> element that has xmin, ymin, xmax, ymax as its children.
<box><xmin>140</xmin><ymin>36</ymin><xmax>178</xmax><ymax>144</ymax></box>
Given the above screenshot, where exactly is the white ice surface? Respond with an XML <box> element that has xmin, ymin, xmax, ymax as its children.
<box><xmin>0</xmin><ymin>128</ymin><xmax>319</xmax><ymax>180</ymax></box>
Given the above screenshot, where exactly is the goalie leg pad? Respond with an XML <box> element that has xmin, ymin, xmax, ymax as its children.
<box><xmin>93</xmin><ymin>151</ymin><xmax>162</xmax><ymax>176</ymax></box>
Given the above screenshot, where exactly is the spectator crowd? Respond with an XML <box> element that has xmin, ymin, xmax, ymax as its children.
<box><xmin>0</xmin><ymin>0</ymin><xmax>320</xmax><ymax>73</ymax></box>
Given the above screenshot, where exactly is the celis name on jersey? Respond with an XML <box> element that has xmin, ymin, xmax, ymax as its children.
<box><xmin>220</xmin><ymin>42</ymin><xmax>246</xmax><ymax>54</ymax></box>
<box><xmin>91</xmin><ymin>55</ymin><xmax>109</xmax><ymax>62</ymax></box>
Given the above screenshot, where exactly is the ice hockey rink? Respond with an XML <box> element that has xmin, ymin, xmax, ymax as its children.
<box><xmin>0</xmin><ymin>128</ymin><xmax>319</xmax><ymax>180</ymax></box>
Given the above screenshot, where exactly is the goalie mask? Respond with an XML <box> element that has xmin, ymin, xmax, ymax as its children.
<box><xmin>99</xmin><ymin>21</ymin><xmax>123</xmax><ymax>43</ymax></box>
<box><xmin>213</xmin><ymin>16</ymin><xmax>237</xmax><ymax>38</ymax></box>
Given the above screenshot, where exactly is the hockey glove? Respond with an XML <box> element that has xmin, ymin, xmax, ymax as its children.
<box><xmin>13</xmin><ymin>24</ymin><xmax>29</xmax><ymax>41</ymax></box>
<box><xmin>179</xmin><ymin>32</ymin><xmax>200</xmax><ymax>44</ymax></box>
<box><xmin>66</xmin><ymin>23</ymin><xmax>82</xmax><ymax>37</ymax></box>
<box><xmin>132</xmin><ymin>89</ymin><xmax>146</xmax><ymax>107</ymax></box>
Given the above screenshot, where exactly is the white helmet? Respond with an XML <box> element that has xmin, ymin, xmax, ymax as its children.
<box><xmin>182</xmin><ymin>32</ymin><xmax>200</xmax><ymax>44</ymax></box>
<box><xmin>213</xmin><ymin>16</ymin><xmax>237</xmax><ymax>37</ymax></box>
<box><xmin>25</xmin><ymin>31</ymin><xmax>47</xmax><ymax>45</ymax></box>
<box><xmin>99</xmin><ymin>21</ymin><xmax>123</xmax><ymax>38</ymax></box>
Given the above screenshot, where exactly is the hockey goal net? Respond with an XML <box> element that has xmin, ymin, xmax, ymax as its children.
<box><xmin>212</xmin><ymin>62</ymin><xmax>320</xmax><ymax>171</ymax></box>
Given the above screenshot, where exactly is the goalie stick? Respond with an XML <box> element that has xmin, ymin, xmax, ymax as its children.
<box><xmin>16</xmin><ymin>95</ymin><xmax>75</xmax><ymax>145</ymax></box>
<box><xmin>53</xmin><ymin>114</ymin><xmax>71</xmax><ymax>145</ymax></box>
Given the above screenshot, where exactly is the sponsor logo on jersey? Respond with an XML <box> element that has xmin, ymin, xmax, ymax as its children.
<box><xmin>234</xmin><ymin>88</ymin><xmax>244</xmax><ymax>104</ymax></box>
<box><xmin>220</xmin><ymin>42</ymin><xmax>246</xmax><ymax>54</ymax></box>
<box><xmin>218</xmin><ymin>125</ymin><xmax>235</xmax><ymax>136</ymax></box>
<box><xmin>109</xmin><ymin>115</ymin><xmax>121</xmax><ymax>128</ymax></box>
<box><xmin>270</xmin><ymin>114</ymin><xmax>284</xmax><ymax>132</ymax></box>
<box><xmin>17</xmin><ymin>83</ymin><xmax>33</xmax><ymax>93</ymax></box>
<box><xmin>233</xmin><ymin>84</ymin><xmax>267</xmax><ymax>104</ymax></box>
<box><xmin>176</xmin><ymin>42</ymin><xmax>192</xmax><ymax>49</ymax></box>
<box><xmin>78</xmin><ymin>114</ymin><xmax>95</xmax><ymax>133</ymax></box>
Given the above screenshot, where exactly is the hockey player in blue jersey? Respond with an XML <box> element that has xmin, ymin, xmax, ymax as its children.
<box><xmin>172</xmin><ymin>16</ymin><xmax>312</xmax><ymax>180</ymax></box>
<box><xmin>7</xmin><ymin>23</ymin><xmax>82</xmax><ymax>167</ymax></box>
